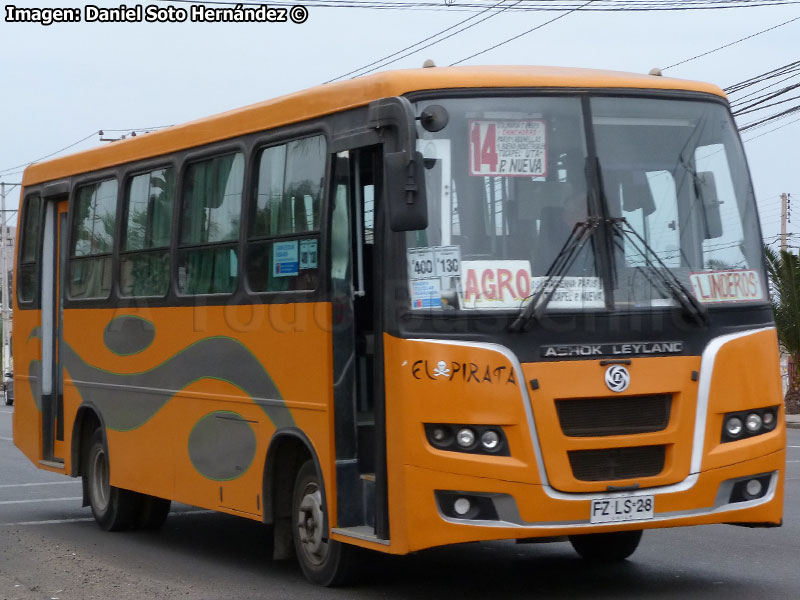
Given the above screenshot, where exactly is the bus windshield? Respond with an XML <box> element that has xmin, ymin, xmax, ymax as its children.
<box><xmin>407</xmin><ymin>95</ymin><xmax>767</xmax><ymax>313</ymax></box>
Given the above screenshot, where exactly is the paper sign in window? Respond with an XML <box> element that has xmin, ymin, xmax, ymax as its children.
<box><xmin>689</xmin><ymin>269</ymin><xmax>764</xmax><ymax>303</ymax></box>
<box><xmin>273</xmin><ymin>240</ymin><xmax>299</xmax><ymax>277</ymax></box>
<box><xmin>469</xmin><ymin>120</ymin><xmax>547</xmax><ymax>177</ymax></box>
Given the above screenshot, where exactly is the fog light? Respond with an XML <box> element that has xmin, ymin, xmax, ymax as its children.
<box><xmin>744</xmin><ymin>479</ymin><xmax>763</xmax><ymax>499</ymax></box>
<box><xmin>431</xmin><ymin>427</ymin><xmax>449</xmax><ymax>444</ymax></box>
<box><xmin>456</xmin><ymin>428</ymin><xmax>476</xmax><ymax>448</ymax></box>
<box><xmin>481</xmin><ymin>430</ymin><xmax>501</xmax><ymax>452</ymax></box>
<box><xmin>725</xmin><ymin>416</ymin><xmax>744</xmax><ymax>438</ymax></box>
<box><xmin>453</xmin><ymin>497</ymin><xmax>471</xmax><ymax>515</ymax></box>
<box><xmin>762</xmin><ymin>410</ymin><xmax>776</xmax><ymax>429</ymax></box>
<box><xmin>745</xmin><ymin>412</ymin><xmax>762</xmax><ymax>433</ymax></box>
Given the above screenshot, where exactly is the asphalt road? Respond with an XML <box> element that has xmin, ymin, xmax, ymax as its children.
<box><xmin>1</xmin><ymin>405</ymin><xmax>799</xmax><ymax>599</ymax></box>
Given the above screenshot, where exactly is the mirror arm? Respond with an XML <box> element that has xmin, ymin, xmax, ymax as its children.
<box><xmin>367</xmin><ymin>96</ymin><xmax>417</xmax><ymax>166</ymax></box>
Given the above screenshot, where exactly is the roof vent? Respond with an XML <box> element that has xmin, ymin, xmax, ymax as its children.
<box><xmin>423</xmin><ymin>59</ymin><xmax>437</xmax><ymax>68</ymax></box>
<box><xmin>648</xmin><ymin>67</ymin><xmax>663</xmax><ymax>77</ymax></box>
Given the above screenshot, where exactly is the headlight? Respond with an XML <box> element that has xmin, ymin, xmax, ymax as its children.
<box><xmin>745</xmin><ymin>413</ymin><xmax>763</xmax><ymax>433</ymax></box>
<box><xmin>456</xmin><ymin>428</ymin><xmax>476</xmax><ymax>448</ymax></box>
<box><xmin>724</xmin><ymin>416</ymin><xmax>743</xmax><ymax>439</ymax></box>
<box><xmin>480</xmin><ymin>430</ymin><xmax>501</xmax><ymax>452</ymax></box>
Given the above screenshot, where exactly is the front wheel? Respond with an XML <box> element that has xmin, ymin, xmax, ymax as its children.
<box><xmin>292</xmin><ymin>460</ymin><xmax>359</xmax><ymax>586</ymax></box>
<box><xmin>4</xmin><ymin>391</ymin><xmax>11</xmax><ymax>406</ymax></box>
<box><xmin>569</xmin><ymin>529</ymin><xmax>643</xmax><ymax>562</ymax></box>
<box><xmin>83</xmin><ymin>428</ymin><xmax>140</xmax><ymax>531</ymax></box>
<box><xmin>136</xmin><ymin>495</ymin><xmax>171</xmax><ymax>530</ymax></box>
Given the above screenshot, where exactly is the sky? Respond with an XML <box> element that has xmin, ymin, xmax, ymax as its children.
<box><xmin>0</xmin><ymin>0</ymin><xmax>798</xmax><ymax>246</ymax></box>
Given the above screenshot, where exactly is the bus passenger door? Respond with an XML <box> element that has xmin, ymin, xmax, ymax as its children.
<box><xmin>40</xmin><ymin>195</ymin><xmax>68</xmax><ymax>465</ymax></box>
<box><xmin>330</xmin><ymin>146</ymin><xmax>387</xmax><ymax>539</ymax></box>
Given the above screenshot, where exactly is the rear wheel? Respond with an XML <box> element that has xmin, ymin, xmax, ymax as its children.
<box><xmin>83</xmin><ymin>428</ymin><xmax>140</xmax><ymax>531</ymax></box>
<box><xmin>292</xmin><ymin>460</ymin><xmax>360</xmax><ymax>586</ymax></box>
<box><xmin>4</xmin><ymin>391</ymin><xmax>11</xmax><ymax>406</ymax></box>
<box><xmin>569</xmin><ymin>529</ymin><xmax>643</xmax><ymax>562</ymax></box>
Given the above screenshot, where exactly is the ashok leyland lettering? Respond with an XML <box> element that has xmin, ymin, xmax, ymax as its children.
<box><xmin>12</xmin><ymin>66</ymin><xmax>784</xmax><ymax>586</ymax></box>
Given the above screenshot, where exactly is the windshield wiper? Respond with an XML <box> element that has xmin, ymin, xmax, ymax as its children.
<box><xmin>509</xmin><ymin>217</ymin><xmax>601</xmax><ymax>332</ymax></box>
<box><xmin>610</xmin><ymin>217</ymin><xmax>709</xmax><ymax>326</ymax></box>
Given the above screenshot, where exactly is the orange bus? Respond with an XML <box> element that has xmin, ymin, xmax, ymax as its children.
<box><xmin>12</xmin><ymin>66</ymin><xmax>785</xmax><ymax>585</ymax></box>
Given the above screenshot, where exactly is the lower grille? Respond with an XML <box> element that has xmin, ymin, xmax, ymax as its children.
<box><xmin>568</xmin><ymin>445</ymin><xmax>666</xmax><ymax>482</ymax></box>
<box><xmin>556</xmin><ymin>394</ymin><xmax>671</xmax><ymax>437</ymax></box>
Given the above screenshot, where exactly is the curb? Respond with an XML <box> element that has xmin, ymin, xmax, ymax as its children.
<box><xmin>787</xmin><ymin>421</ymin><xmax>800</xmax><ymax>430</ymax></box>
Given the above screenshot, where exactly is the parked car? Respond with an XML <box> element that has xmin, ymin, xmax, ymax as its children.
<box><xmin>4</xmin><ymin>373</ymin><xmax>12</xmax><ymax>406</ymax></box>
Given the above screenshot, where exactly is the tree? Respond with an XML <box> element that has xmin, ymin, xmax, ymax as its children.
<box><xmin>764</xmin><ymin>246</ymin><xmax>800</xmax><ymax>414</ymax></box>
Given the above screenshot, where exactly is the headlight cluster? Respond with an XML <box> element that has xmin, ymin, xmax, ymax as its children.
<box><xmin>424</xmin><ymin>424</ymin><xmax>509</xmax><ymax>456</ymax></box>
<box><xmin>721</xmin><ymin>406</ymin><xmax>779</xmax><ymax>442</ymax></box>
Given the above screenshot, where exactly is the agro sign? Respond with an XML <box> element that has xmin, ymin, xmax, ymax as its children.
<box><xmin>459</xmin><ymin>261</ymin><xmax>605</xmax><ymax>310</ymax></box>
<box><xmin>469</xmin><ymin>120</ymin><xmax>547</xmax><ymax>177</ymax></box>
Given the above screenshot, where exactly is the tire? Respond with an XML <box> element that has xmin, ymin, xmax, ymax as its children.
<box><xmin>136</xmin><ymin>495</ymin><xmax>171</xmax><ymax>530</ymax></box>
<box><xmin>569</xmin><ymin>529</ymin><xmax>643</xmax><ymax>562</ymax></box>
<box><xmin>83</xmin><ymin>428</ymin><xmax>140</xmax><ymax>531</ymax></box>
<box><xmin>292</xmin><ymin>460</ymin><xmax>360</xmax><ymax>586</ymax></box>
<box><xmin>4</xmin><ymin>392</ymin><xmax>11</xmax><ymax>406</ymax></box>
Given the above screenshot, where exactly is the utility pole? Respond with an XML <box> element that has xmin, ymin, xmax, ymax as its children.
<box><xmin>780</xmin><ymin>192</ymin><xmax>789</xmax><ymax>251</ymax></box>
<box><xmin>0</xmin><ymin>182</ymin><xmax>8</xmax><ymax>375</ymax></box>
<box><xmin>0</xmin><ymin>182</ymin><xmax>15</xmax><ymax>376</ymax></box>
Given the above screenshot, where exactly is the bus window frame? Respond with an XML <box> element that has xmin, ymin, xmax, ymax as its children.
<box><xmin>174</xmin><ymin>143</ymin><xmax>248</xmax><ymax>299</ymax></box>
<box><xmin>67</xmin><ymin>174</ymin><xmax>119</xmax><ymax>302</ymax></box>
<box><xmin>244</xmin><ymin>132</ymin><xmax>330</xmax><ymax>297</ymax></box>
<box><xmin>55</xmin><ymin>118</ymin><xmax>337</xmax><ymax>309</ymax></box>
<box><xmin>118</xmin><ymin>162</ymin><xmax>176</xmax><ymax>300</ymax></box>
<box><xmin>16</xmin><ymin>193</ymin><xmax>45</xmax><ymax>310</ymax></box>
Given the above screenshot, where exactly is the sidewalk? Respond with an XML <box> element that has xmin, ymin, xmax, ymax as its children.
<box><xmin>787</xmin><ymin>413</ymin><xmax>800</xmax><ymax>430</ymax></box>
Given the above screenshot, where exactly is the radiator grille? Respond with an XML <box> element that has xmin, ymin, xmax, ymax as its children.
<box><xmin>556</xmin><ymin>395</ymin><xmax>671</xmax><ymax>437</ymax></box>
<box><xmin>567</xmin><ymin>445</ymin><xmax>666</xmax><ymax>482</ymax></box>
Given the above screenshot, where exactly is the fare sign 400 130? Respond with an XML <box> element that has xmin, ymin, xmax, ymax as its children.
<box><xmin>469</xmin><ymin>120</ymin><xmax>547</xmax><ymax>177</ymax></box>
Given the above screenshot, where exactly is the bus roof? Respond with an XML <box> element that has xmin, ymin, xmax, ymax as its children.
<box><xmin>21</xmin><ymin>65</ymin><xmax>726</xmax><ymax>187</ymax></box>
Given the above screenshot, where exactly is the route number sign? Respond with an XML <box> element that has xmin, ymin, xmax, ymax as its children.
<box><xmin>469</xmin><ymin>120</ymin><xmax>547</xmax><ymax>177</ymax></box>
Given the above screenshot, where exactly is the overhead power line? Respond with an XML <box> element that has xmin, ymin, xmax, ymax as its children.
<box><xmin>324</xmin><ymin>0</ymin><xmax>519</xmax><ymax>83</ymax></box>
<box><xmin>0</xmin><ymin>125</ymin><xmax>171</xmax><ymax>178</ymax></box>
<box><xmin>0</xmin><ymin>131</ymin><xmax>99</xmax><ymax>176</ymax></box>
<box><xmin>663</xmin><ymin>15</ymin><xmax>800</xmax><ymax>70</ymax></box>
<box><xmin>450</xmin><ymin>0</ymin><xmax>596</xmax><ymax>65</ymax></box>
<box><xmin>725</xmin><ymin>60</ymin><xmax>800</xmax><ymax>94</ymax></box>
<box><xmin>169</xmin><ymin>0</ymin><xmax>800</xmax><ymax>11</ymax></box>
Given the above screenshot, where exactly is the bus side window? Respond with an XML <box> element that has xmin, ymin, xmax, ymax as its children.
<box><xmin>246</xmin><ymin>135</ymin><xmax>326</xmax><ymax>293</ymax></box>
<box><xmin>177</xmin><ymin>153</ymin><xmax>243</xmax><ymax>295</ymax></box>
<box><xmin>120</xmin><ymin>167</ymin><xmax>174</xmax><ymax>297</ymax></box>
<box><xmin>18</xmin><ymin>194</ymin><xmax>42</xmax><ymax>305</ymax></box>
<box><xmin>69</xmin><ymin>180</ymin><xmax>117</xmax><ymax>300</ymax></box>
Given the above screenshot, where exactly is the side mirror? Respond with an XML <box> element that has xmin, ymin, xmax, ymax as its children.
<box><xmin>385</xmin><ymin>150</ymin><xmax>428</xmax><ymax>232</ymax></box>
<box><xmin>696</xmin><ymin>171</ymin><xmax>723</xmax><ymax>239</ymax></box>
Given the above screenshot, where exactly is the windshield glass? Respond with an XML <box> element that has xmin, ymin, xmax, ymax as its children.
<box><xmin>408</xmin><ymin>96</ymin><xmax>601</xmax><ymax>312</ymax></box>
<box><xmin>406</xmin><ymin>94</ymin><xmax>767</xmax><ymax>314</ymax></box>
<box><xmin>591</xmin><ymin>96</ymin><xmax>766</xmax><ymax>309</ymax></box>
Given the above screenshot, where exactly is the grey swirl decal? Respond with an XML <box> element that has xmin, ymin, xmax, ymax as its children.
<box><xmin>103</xmin><ymin>316</ymin><xmax>155</xmax><ymax>356</ymax></box>
<box><xmin>188</xmin><ymin>411</ymin><xmax>257</xmax><ymax>480</ymax></box>
<box><xmin>27</xmin><ymin>330</ymin><xmax>293</xmax><ymax>431</ymax></box>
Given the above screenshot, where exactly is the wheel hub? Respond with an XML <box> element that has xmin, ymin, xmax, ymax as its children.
<box><xmin>297</xmin><ymin>483</ymin><xmax>327</xmax><ymax>565</ymax></box>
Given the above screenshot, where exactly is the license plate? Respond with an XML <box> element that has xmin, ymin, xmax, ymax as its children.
<box><xmin>590</xmin><ymin>495</ymin><xmax>654</xmax><ymax>524</ymax></box>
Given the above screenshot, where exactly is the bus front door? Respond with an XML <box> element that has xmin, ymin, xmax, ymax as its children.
<box><xmin>330</xmin><ymin>145</ymin><xmax>388</xmax><ymax>540</ymax></box>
